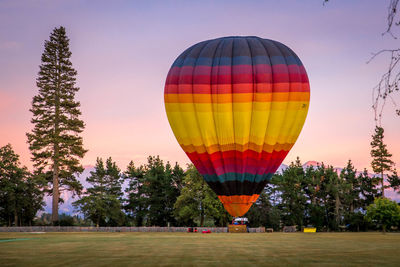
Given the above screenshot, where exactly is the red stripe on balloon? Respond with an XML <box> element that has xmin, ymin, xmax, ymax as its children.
<box><xmin>166</xmin><ymin>73</ymin><xmax>307</xmax><ymax>85</ymax></box>
<box><xmin>186</xmin><ymin>149</ymin><xmax>289</xmax><ymax>176</ymax></box>
<box><xmin>165</xmin><ymin>65</ymin><xmax>308</xmax><ymax>86</ymax></box>
<box><xmin>164</xmin><ymin>82</ymin><xmax>309</xmax><ymax>94</ymax></box>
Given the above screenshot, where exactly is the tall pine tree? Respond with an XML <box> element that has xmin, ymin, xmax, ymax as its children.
<box><xmin>370</xmin><ymin>126</ymin><xmax>394</xmax><ymax>197</ymax></box>
<box><xmin>27</xmin><ymin>26</ymin><xmax>87</xmax><ymax>223</ymax></box>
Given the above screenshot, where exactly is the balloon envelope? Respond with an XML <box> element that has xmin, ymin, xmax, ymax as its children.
<box><xmin>164</xmin><ymin>36</ymin><xmax>310</xmax><ymax>217</ymax></box>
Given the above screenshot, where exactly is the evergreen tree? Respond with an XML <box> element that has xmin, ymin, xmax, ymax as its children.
<box><xmin>339</xmin><ymin>160</ymin><xmax>362</xmax><ymax>229</ymax></box>
<box><xmin>124</xmin><ymin>158</ymin><xmax>187</xmax><ymax>227</ymax></box>
<box><xmin>315</xmin><ymin>164</ymin><xmax>342</xmax><ymax>231</ymax></box>
<box><xmin>21</xmin><ymin>175</ymin><xmax>45</xmax><ymax>225</ymax></box>
<box><xmin>359</xmin><ymin>169</ymin><xmax>380</xmax><ymax>208</ymax></box>
<box><xmin>163</xmin><ymin>162</ymin><xmax>183</xmax><ymax>225</ymax></box>
<box><xmin>170</xmin><ymin>163</ymin><xmax>185</xmax><ymax>193</ymax></box>
<box><xmin>73</xmin><ymin>157</ymin><xmax>125</xmax><ymax>227</ymax></box>
<box><xmin>387</xmin><ymin>169</ymin><xmax>400</xmax><ymax>194</ymax></box>
<box><xmin>0</xmin><ymin>144</ymin><xmax>44</xmax><ymax>226</ymax></box>
<box><xmin>26</xmin><ymin>26</ymin><xmax>87</xmax><ymax>223</ymax></box>
<box><xmin>303</xmin><ymin>165</ymin><xmax>325</xmax><ymax>230</ymax></box>
<box><xmin>273</xmin><ymin>158</ymin><xmax>307</xmax><ymax>230</ymax></box>
<box><xmin>340</xmin><ymin>161</ymin><xmax>359</xmax><ymax>212</ymax></box>
<box><xmin>141</xmin><ymin>156</ymin><xmax>180</xmax><ymax>226</ymax></box>
<box><xmin>124</xmin><ymin>161</ymin><xmax>146</xmax><ymax>226</ymax></box>
<box><xmin>370</xmin><ymin>126</ymin><xmax>394</xmax><ymax>197</ymax></box>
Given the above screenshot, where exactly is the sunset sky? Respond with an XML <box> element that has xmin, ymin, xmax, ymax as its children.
<box><xmin>1</xmin><ymin>0</ymin><xmax>399</xmax><ymax>172</ymax></box>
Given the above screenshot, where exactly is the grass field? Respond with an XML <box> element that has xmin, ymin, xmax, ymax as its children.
<box><xmin>1</xmin><ymin>232</ymin><xmax>400</xmax><ymax>266</ymax></box>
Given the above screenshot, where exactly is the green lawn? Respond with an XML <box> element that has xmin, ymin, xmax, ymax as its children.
<box><xmin>0</xmin><ymin>232</ymin><xmax>399</xmax><ymax>266</ymax></box>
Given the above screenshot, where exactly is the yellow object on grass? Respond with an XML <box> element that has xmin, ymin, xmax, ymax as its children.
<box><xmin>228</xmin><ymin>225</ymin><xmax>248</xmax><ymax>233</ymax></box>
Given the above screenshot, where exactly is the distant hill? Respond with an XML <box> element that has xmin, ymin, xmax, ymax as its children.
<box><xmin>303</xmin><ymin>161</ymin><xmax>320</xmax><ymax>168</ymax></box>
<box><xmin>42</xmin><ymin>161</ymin><xmax>399</xmax><ymax>215</ymax></box>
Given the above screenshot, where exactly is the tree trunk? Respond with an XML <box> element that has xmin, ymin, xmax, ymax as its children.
<box><xmin>200</xmin><ymin>182</ymin><xmax>205</xmax><ymax>227</ymax></box>
<box><xmin>323</xmin><ymin>198</ymin><xmax>329</xmax><ymax>231</ymax></box>
<box><xmin>335</xmin><ymin>192</ymin><xmax>340</xmax><ymax>227</ymax></box>
<box><xmin>52</xmin><ymin>159</ymin><xmax>60</xmax><ymax>224</ymax></box>
<box><xmin>381</xmin><ymin>171</ymin><xmax>385</xmax><ymax>198</ymax></box>
<box><xmin>14</xmin><ymin>200</ymin><xmax>18</xmax><ymax>226</ymax></box>
<box><xmin>200</xmin><ymin>202</ymin><xmax>204</xmax><ymax>227</ymax></box>
<box><xmin>14</xmin><ymin>211</ymin><xmax>18</xmax><ymax>227</ymax></box>
<box><xmin>350</xmin><ymin>183</ymin><xmax>354</xmax><ymax>213</ymax></box>
<box><xmin>52</xmin><ymin>59</ymin><xmax>61</xmax><ymax>224</ymax></box>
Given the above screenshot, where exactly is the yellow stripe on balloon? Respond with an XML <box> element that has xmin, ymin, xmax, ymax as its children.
<box><xmin>166</xmin><ymin>102</ymin><xmax>309</xmax><ymax>147</ymax></box>
<box><xmin>165</xmin><ymin>101</ymin><xmax>308</xmax><ymax>113</ymax></box>
<box><xmin>180</xmin><ymin>142</ymin><xmax>294</xmax><ymax>154</ymax></box>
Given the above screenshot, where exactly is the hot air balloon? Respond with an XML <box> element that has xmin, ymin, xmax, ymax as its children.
<box><xmin>164</xmin><ymin>36</ymin><xmax>310</xmax><ymax>217</ymax></box>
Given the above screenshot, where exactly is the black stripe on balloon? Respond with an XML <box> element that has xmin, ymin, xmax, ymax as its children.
<box><xmin>205</xmin><ymin>180</ymin><xmax>269</xmax><ymax>196</ymax></box>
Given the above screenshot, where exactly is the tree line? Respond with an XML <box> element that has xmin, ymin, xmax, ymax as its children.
<box><xmin>249</xmin><ymin>159</ymin><xmax>383</xmax><ymax>231</ymax></box>
<box><xmin>2</xmin><ymin>144</ymin><xmax>400</xmax><ymax>232</ymax></box>
<box><xmin>74</xmin><ymin>156</ymin><xmax>400</xmax><ymax>231</ymax></box>
<box><xmin>73</xmin><ymin>155</ymin><xmax>230</xmax><ymax>227</ymax></box>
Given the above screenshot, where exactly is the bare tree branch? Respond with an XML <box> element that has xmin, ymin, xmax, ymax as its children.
<box><xmin>368</xmin><ymin>48</ymin><xmax>400</xmax><ymax>124</ymax></box>
<box><xmin>369</xmin><ymin>0</ymin><xmax>400</xmax><ymax>123</ymax></box>
<box><xmin>384</xmin><ymin>0</ymin><xmax>400</xmax><ymax>38</ymax></box>
<box><xmin>324</xmin><ymin>0</ymin><xmax>400</xmax><ymax>121</ymax></box>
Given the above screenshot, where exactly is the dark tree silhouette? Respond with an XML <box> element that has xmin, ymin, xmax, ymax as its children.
<box><xmin>27</xmin><ymin>26</ymin><xmax>87</xmax><ymax>223</ymax></box>
<box><xmin>370</xmin><ymin>126</ymin><xmax>395</xmax><ymax>197</ymax></box>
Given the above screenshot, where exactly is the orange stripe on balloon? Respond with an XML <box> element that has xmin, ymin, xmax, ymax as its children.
<box><xmin>218</xmin><ymin>194</ymin><xmax>260</xmax><ymax>217</ymax></box>
<box><xmin>180</xmin><ymin>142</ymin><xmax>293</xmax><ymax>154</ymax></box>
<box><xmin>164</xmin><ymin>92</ymin><xmax>310</xmax><ymax>103</ymax></box>
<box><xmin>164</xmin><ymin>82</ymin><xmax>310</xmax><ymax>94</ymax></box>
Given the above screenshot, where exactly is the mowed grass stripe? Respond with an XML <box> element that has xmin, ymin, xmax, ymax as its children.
<box><xmin>0</xmin><ymin>238</ymin><xmax>31</xmax><ymax>243</ymax></box>
<box><xmin>0</xmin><ymin>232</ymin><xmax>399</xmax><ymax>266</ymax></box>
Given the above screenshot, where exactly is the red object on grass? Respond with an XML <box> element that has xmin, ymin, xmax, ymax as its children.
<box><xmin>202</xmin><ymin>230</ymin><xmax>211</xmax><ymax>234</ymax></box>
